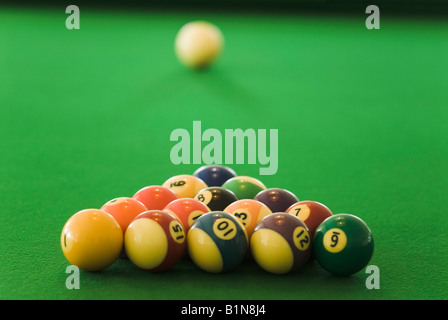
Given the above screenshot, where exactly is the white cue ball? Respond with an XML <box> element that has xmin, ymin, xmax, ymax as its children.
<box><xmin>175</xmin><ymin>21</ymin><xmax>224</xmax><ymax>69</ymax></box>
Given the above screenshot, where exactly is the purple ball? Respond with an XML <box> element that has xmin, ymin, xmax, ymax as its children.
<box><xmin>254</xmin><ymin>188</ymin><xmax>299</xmax><ymax>213</ymax></box>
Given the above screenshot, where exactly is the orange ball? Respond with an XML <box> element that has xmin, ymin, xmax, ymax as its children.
<box><xmin>133</xmin><ymin>185</ymin><xmax>178</xmax><ymax>210</ymax></box>
<box><xmin>101</xmin><ymin>197</ymin><xmax>147</xmax><ymax>234</ymax></box>
<box><xmin>163</xmin><ymin>198</ymin><xmax>210</xmax><ymax>233</ymax></box>
<box><xmin>224</xmin><ymin>199</ymin><xmax>272</xmax><ymax>236</ymax></box>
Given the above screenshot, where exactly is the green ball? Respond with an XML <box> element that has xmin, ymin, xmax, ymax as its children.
<box><xmin>222</xmin><ymin>176</ymin><xmax>267</xmax><ymax>200</ymax></box>
<box><xmin>313</xmin><ymin>214</ymin><xmax>374</xmax><ymax>276</ymax></box>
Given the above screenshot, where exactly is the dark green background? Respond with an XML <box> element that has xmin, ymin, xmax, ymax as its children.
<box><xmin>0</xmin><ymin>4</ymin><xmax>447</xmax><ymax>300</ymax></box>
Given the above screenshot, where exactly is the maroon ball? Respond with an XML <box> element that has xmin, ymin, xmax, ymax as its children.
<box><xmin>251</xmin><ymin>213</ymin><xmax>312</xmax><ymax>274</ymax></box>
<box><xmin>254</xmin><ymin>188</ymin><xmax>299</xmax><ymax>213</ymax></box>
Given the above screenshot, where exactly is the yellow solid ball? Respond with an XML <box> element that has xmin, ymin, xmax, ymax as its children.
<box><xmin>61</xmin><ymin>209</ymin><xmax>123</xmax><ymax>272</ymax></box>
<box><xmin>175</xmin><ymin>21</ymin><xmax>224</xmax><ymax>69</ymax></box>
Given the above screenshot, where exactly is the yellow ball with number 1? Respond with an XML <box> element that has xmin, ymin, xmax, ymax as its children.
<box><xmin>61</xmin><ymin>209</ymin><xmax>123</xmax><ymax>272</ymax></box>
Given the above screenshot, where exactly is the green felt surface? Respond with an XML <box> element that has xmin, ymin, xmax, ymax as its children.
<box><xmin>0</xmin><ymin>5</ymin><xmax>447</xmax><ymax>300</ymax></box>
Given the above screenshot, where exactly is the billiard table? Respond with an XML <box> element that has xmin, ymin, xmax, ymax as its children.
<box><xmin>0</xmin><ymin>1</ymin><xmax>447</xmax><ymax>303</ymax></box>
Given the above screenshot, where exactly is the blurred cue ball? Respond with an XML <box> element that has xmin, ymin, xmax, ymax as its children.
<box><xmin>175</xmin><ymin>21</ymin><xmax>224</xmax><ymax>69</ymax></box>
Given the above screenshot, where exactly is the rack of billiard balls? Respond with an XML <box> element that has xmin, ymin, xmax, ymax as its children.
<box><xmin>61</xmin><ymin>165</ymin><xmax>374</xmax><ymax>277</ymax></box>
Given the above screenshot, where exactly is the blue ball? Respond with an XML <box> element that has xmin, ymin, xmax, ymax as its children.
<box><xmin>187</xmin><ymin>211</ymin><xmax>248</xmax><ymax>273</ymax></box>
<box><xmin>193</xmin><ymin>165</ymin><xmax>237</xmax><ymax>187</ymax></box>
